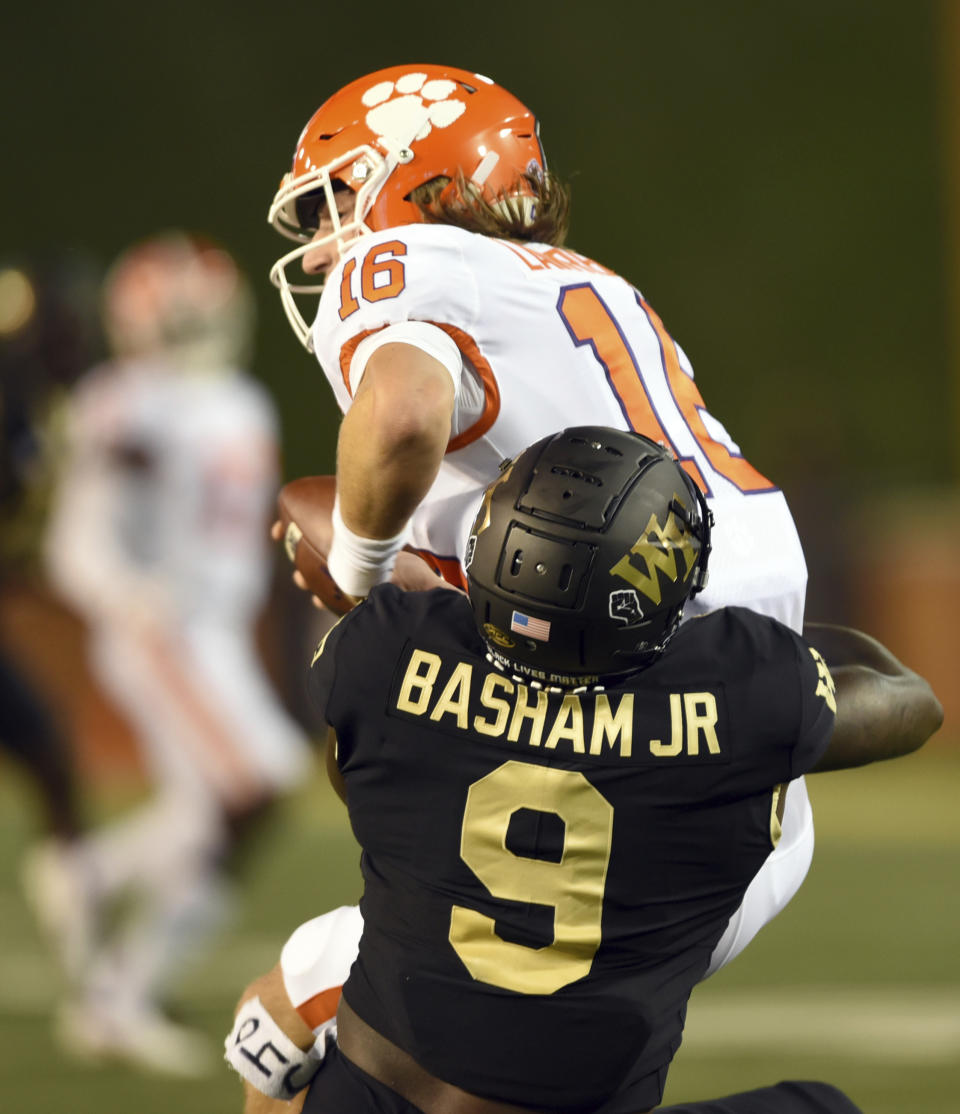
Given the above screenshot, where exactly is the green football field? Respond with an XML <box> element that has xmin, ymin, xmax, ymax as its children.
<box><xmin>1</xmin><ymin>744</ymin><xmax>957</xmax><ymax>1114</ymax></box>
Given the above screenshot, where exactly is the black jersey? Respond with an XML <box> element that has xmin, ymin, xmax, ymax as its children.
<box><xmin>311</xmin><ymin>586</ymin><xmax>835</xmax><ymax>1113</ymax></box>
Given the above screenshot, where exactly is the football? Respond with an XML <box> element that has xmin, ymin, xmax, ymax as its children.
<box><xmin>275</xmin><ymin>475</ymin><xmax>355</xmax><ymax>615</ymax></box>
<box><xmin>276</xmin><ymin>474</ymin><xmax>460</xmax><ymax>611</ymax></box>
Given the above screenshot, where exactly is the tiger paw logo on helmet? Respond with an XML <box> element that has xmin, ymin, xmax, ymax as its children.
<box><xmin>361</xmin><ymin>72</ymin><xmax>467</xmax><ymax>143</ymax></box>
<box><xmin>269</xmin><ymin>65</ymin><xmax>547</xmax><ymax>350</ymax></box>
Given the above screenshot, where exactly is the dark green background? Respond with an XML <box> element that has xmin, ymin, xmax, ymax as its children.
<box><xmin>4</xmin><ymin>1</ymin><xmax>952</xmax><ymax>613</ymax></box>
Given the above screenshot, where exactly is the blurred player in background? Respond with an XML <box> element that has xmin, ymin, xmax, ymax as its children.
<box><xmin>262</xmin><ymin>63</ymin><xmax>813</xmax><ymax>1016</ymax></box>
<box><xmin>33</xmin><ymin>233</ymin><xmax>311</xmax><ymax>1075</ymax></box>
<box><xmin>1</xmin><ymin>257</ymin><xmax>102</xmax><ymax>940</ymax></box>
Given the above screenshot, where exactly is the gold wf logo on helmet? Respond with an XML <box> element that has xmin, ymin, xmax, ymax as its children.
<box><xmin>609</xmin><ymin>500</ymin><xmax>698</xmax><ymax>605</ymax></box>
<box><xmin>473</xmin><ymin>461</ymin><xmax>515</xmax><ymax>537</ymax></box>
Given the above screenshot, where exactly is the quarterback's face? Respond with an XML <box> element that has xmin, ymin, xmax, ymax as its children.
<box><xmin>301</xmin><ymin>189</ymin><xmax>358</xmax><ymax>278</ymax></box>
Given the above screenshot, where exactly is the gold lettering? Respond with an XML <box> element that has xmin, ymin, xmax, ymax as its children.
<box><xmin>507</xmin><ymin>684</ymin><xmax>550</xmax><ymax>747</ymax></box>
<box><xmin>474</xmin><ymin>673</ymin><xmax>514</xmax><ymax>736</ymax></box>
<box><xmin>684</xmin><ymin>692</ymin><xmax>720</xmax><ymax>754</ymax></box>
<box><xmin>450</xmin><ymin>762</ymin><xmax>613</xmax><ymax>994</ymax></box>
<box><xmin>310</xmin><ymin>614</ymin><xmax>345</xmax><ymax>667</ymax></box>
<box><xmin>396</xmin><ymin>650</ymin><xmax>441</xmax><ymax>715</ymax></box>
<box><xmin>544</xmin><ymin>694</ymin><xmax>585</xmax><ymax>752</ymax></box>
<box><xmin>609</xmin><ymin>505</ymin><xmax>698</xmax><ymax>605</ymax></box>
<box><xmin>809</xmin><ymin>648</ymin><xmax>837</xmax><ymax>713</ymax></box>
<box><xmin>589</xmin><ymin>693</ymin><xmax>634</xmax><ymax>757</ymax></box>
<box><xmin>474</xmin><ymin>462</ymin><xmax>515</xmax><ymax>537</ymax></box>
<box><xmin>769</xmin><ymin>783</ymin><xmax>787</xmax><ymax>847</ymax></box>
<box><xmin>429</xmin><ymin>662</ymin><xmax>474</xmax><ymax>729</ymax></box>
<box><xmin>650</xmin><ymin>693</ymin><xmax>684</xmax><ymax>756</ymax></box>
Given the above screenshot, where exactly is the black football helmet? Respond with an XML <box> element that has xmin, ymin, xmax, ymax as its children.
<box><xmin>465</xmin><ymin>427</ymin><xmax>713</xmax><ymax>686</ymax></box>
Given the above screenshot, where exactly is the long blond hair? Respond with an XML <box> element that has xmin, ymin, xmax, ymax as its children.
<box><xmin>409</xmin><ymin>171</ymin><xmax>570</xmax><ymax>246</ymax></box>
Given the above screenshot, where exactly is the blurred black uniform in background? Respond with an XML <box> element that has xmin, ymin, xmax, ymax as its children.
<box><xmin>0</xmin><ymin>256</ymin><xmax>102</xmax><ymax>839</ymax></box>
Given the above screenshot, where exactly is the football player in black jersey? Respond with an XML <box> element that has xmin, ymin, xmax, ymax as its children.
<box><xmin>227</xmin><ymin>427</ymin><xmax>941</xmax><ymax>1114</ymax></box>
<box><xmin>0</xmin><ymin>258</ymin><xmax>98</xmax><ymax>848</ymax></box>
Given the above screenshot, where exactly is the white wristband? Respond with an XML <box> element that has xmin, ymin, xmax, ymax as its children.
<box><xmin>224</xmin><ymin>995</ymin><xmax>324</xmax><ymax>1099</ymax></box>
<box><xmin>327</xmin><ymin>497</ymin><xmax>411</xmax><ymax>598</ymax></box>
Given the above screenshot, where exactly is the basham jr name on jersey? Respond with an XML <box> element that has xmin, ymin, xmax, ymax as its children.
<box><xmin>390</xmin><ymin>648</ymin><xmax>725</xmax><ymax>762</ymax></box>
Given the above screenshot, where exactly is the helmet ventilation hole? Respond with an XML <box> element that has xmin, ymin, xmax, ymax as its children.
<box><xmin>550</xmin><ymin>466</ymin><xmax>601</xmax><ymax>485</ymax></box>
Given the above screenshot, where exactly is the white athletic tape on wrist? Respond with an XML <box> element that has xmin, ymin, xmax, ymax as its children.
<box><xmin>327</xmin><ymin>497</ymin><xmax>411</xmax><ymax>598</ymax></box>
<box><xmin>224</xmin><ymin>995</ymin><xmax>324</xmax><ymax>1099</ymax></box>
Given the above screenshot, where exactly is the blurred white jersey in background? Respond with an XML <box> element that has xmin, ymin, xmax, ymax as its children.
<box><xmin>27</xmin><ymin>233</ymin><xmax>311</xmax><ymax>1076</ymax></box>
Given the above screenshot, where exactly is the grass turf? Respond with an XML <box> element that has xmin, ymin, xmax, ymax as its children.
<box><xmin>1</xmin><ymin>744</ymin><xmax>956</xmax><ymax>1113</ymax></box>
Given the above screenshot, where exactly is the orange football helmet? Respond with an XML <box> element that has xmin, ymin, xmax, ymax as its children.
<box><xmin>268</xmin><ymin>64</ymin><xmax>547</xmax><ymax>349</ymax></box>
<box><xmin>102</xmin><ymin>232</ymin><xmax>254</xmax><ymax>369</ymax></box>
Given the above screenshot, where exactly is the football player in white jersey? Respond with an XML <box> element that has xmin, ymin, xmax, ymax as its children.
<box><xmin>34</xmin><ymin>233</ymin><xmax>311</xmax><ymax>1076</ymax></box>
<box><xmin>241</xmin><ymin>63</ymin><xmax>812</xmax><ymax>1104</ymax></box>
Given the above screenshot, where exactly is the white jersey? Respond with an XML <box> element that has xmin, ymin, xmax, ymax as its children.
<box><xmin>285</xmin><ymin>225</ymin><xmax>815</xmax><ymax>1023</ymax></box>
<box><xmin>312</xmin><ymin>224</ymin><xmax>807</xmax><ymax>630</ymax></box>
<box><xmin>34</xmin><ymin>354</ymin><xmax>310</xmax><ymax>1056</ymax></box>
<box><xmin>46</xmin><ymin>356</ymin><xmax>280</xmax><ymax>622</ymax></box>
<box><xmin>46</xmin><ymin>355</ymin><xmax>309</xmax><ymax>803</ymax></box>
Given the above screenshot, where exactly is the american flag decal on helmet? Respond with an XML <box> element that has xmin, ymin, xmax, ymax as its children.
<box><xmin>511</xmin><ymin>611</ymin><xmax>551</xmax><ymax>642</ymax></box>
